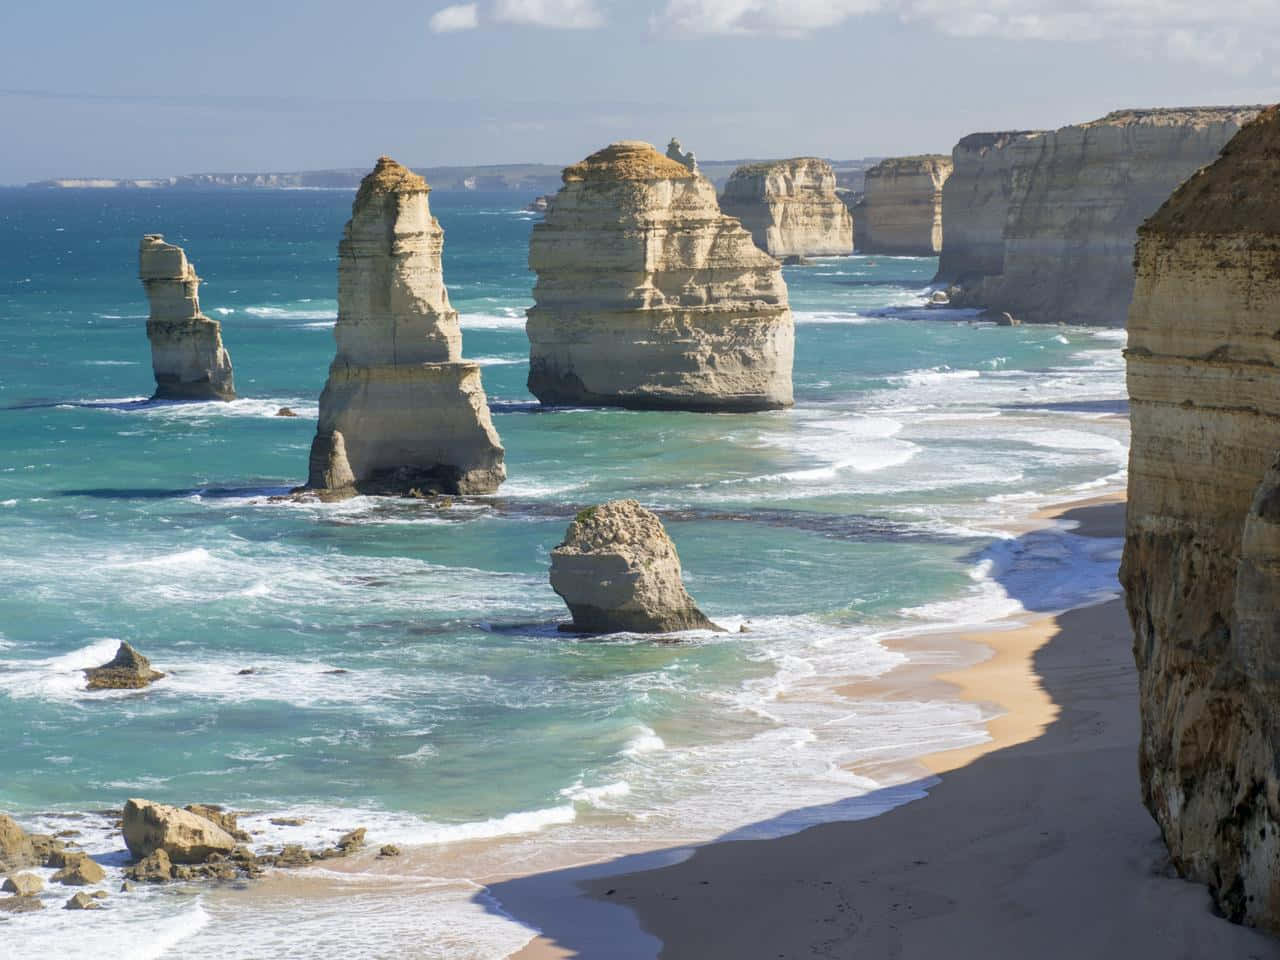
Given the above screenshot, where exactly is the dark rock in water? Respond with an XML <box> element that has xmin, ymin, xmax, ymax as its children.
<box><xmin>2</xmin><ymin>873</ymin><xmax>42</xmax><ymax>896</ymax></box>
<box><xmin>0</xmin><ymin>815</ymin><xmax>36</xmax><ymax>873</ymax></box>
<box><xmin>237</xmin><ymin>668</ymin><xmax>256</xmax><ymax>676</ymax></box>
<box><xmin>125</xmin><ymin>848</ymin><xmax>172</xmax><ymax>884</ymax></box>
<box><xmin>996</xmin><ymin>311</ymin><xmax>1021</xmax><ymax>326</ymax></box>
<box><xmin>83</xmin><ymin>642</ymin><xmax>164</xmax><ymax>690</ymax></box>
<box><xmin>323</xmin><ymin>669</ymin><xmax>349</xmax><ymax>676</ymax></box>
<box><xmin>378</xmin><ymin>844</ymin><xmax>401</xmax><ymax>858</ymax></box>
<box><xmin>782</xmin><ymin>255</ymin><xmax>811</xmax><ymax>266</ymax></box>
<box><xmin>119</xmin><ymin>881</ymin><xmax>134</xmax><ymax>893</ymax></box>
<box><xmin>336</xmin><ymin>828</ymin><xmax>366</xmax><ymax>853</ymax></box>
<box><xmin>269</xmin><ymin>817</ymin><xmax>306</xmax><ymax>827</ymax></box>
<box><xmin>275</xmin><ymin>407</ymin><xmax>299</xmax><ymax>417</ymax></box>
<box><xmin>275</xmin><ymin>844</ymin><xmax>312</xmax><ymax>868</ymax></box>
<box><xmin>64</xmin><ymin>892</ymin><xmax>102</xmax><ymax>910</ymax></box>
<box><xmin>0</xmin><ymin>895</ymin><xmax>43</xmax><ymax>913</ymax></box>
<box><xmin>51</xmin><ymin>852</ymin><xmax>105</xmax><ymax>886</ymax></box>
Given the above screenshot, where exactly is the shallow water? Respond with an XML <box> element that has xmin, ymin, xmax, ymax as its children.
<box><xmin>0</xmin><ymin>188</ymin><xmax>1127</xmax><ymax>957</ymax></box>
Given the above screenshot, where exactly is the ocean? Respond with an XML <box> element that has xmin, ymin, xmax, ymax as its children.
<box><xmin>0</xmin><ymin>187</ymin><xmax>1127</xmax><ymax>958</ymax></box>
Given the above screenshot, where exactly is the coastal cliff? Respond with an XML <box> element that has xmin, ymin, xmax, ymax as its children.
<box><xmin>526</xmin><ymin>141</ymin><xmax>794</xmax><ymax>412</ymax></box>
<box><xmin>719</xmin><ymin>158</ymin><xmax>853</xmax><ymax>258</ymax></box>
<box><xmin>857</xmin><ymin>155</ymin><xmax>951</xmax><ymax>255</ymax></box>
<box><xmin>306</xmin><ymin>157</ymin><xmax>505</xmax><ymax>497</ymax></box>
<box><xmin>1121</xmin><ymin>105</ymin><xmax>1280</xmax><ymax>931</ymax></box>
<box><xmin>948</xmin><ymin>107</ymin><xmax>1258</xmax><ymax>325</ymax></box>
<box><xmin>138</xmin><ymin>235</ymin><xmax>235</xmax><ymax>401</ymax></box>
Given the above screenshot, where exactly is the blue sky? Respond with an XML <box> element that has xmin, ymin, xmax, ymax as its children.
<box><xmin>1</xmin><ymin>0</ymin><xmax>1276</xmax><ymax>183</ymax></box>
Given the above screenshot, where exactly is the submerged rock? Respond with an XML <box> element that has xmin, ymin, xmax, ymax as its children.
<box><xmin>526</xmin><ymin>140</ymin><xmax>794</xmax><ymax>412</ymax></box>
<box><xmin>550</xmin><ymin>500</ymin><xmax>720</xmax><ymax>634</ymax></box>
<box><xmin>305</xmin><ymin>157</ymin><xmax>505</xmax><ymax>498</ymax></box>
<box><xmin>83</xmin><ymin>641</ymin><xmax>164</xmax><ymax>690</ymax></box>
<box><xmin>139</xmin><ymin>234</ymin><xmax>235</xmax><ymax>401</ymax></box>
<box><xmin>0</xmin><ymin>814</ymin><xmax>36</xmax><ymax>873</ymax></box>
<box><xmin>1122</xmin><ymin>104</ymin><xmax>1280</xmax><ymax>931</ymax></box>
<box><xmin>64</xmin><ymin>892</ymin><xmax>102</xmax><ymax>910</ymax></box>
<box><xmin>858</xmin><ymin>155</ymin><xmax>952</xmax><ymax>255</ymax></box>
<box><xmin>122</xmin><ymin>798</ymin><xmax>237</xmax><ymax>864</ymax></box>
<box><xmin>720</xmin><ymin>158</ymin><xmax>853</xmax><ymax>258</ymax></box>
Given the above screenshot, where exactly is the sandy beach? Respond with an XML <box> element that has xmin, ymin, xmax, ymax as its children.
<box><xmin>492</xmin><ymin>499</ymin><xmax>1280</xmax><ymax>959</ymax></box>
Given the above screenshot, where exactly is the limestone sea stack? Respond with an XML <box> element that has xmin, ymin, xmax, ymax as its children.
<box><xmin>526</xmin><ymin>141</ymin><xmax>794</xmax><ymax>412</ymax></box>
<box><xmin>943</xmin><ymin>107</ymin><xmax>1259</xmax><ymax>325</ymax></box>
<box><xmin>856</xmin><ymin>155</ymin><xmax>952</xmax><ymax>255</ymax></box>
<box><xmin>306</xmin><ymin>157</ymin><xmax>505</xmax><ymax>496</ymax></box>
<box><xmin>719</xmin><ymin>158</ymin><xmax>853</xmax><ymax>258</ymax></box>
<box><xmin>83</xmin><ymin>641</ymin><xmax>164</xmax><ymax>690</ymax></box>
<box><xmin>1121</xmin><ymin>105</ymin><xmax>1280</xmax><ymax>931</ymax></box>
<box><xmin>550</xmin><ymin>500</ymin><xmax>719</xmax><ymax>634</ymax></box>
<box><xmin>139</xmin><ymin>235</ymin><xmax>235</xmax><ymax>401</ymax></box>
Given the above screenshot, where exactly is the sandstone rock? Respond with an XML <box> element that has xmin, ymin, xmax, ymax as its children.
<box><xmin>665</xmin><ymin>137</ymin><xmax>698</xmax><ymax>174</ymax></box>
<box><xmin>275</xmin><ymin>407</ymin><xmax>298</xmax><ymax>417</ymax></box>
<box><xmin>2</xmin><ymin>873</ymin><xmax>42</xmax><ymax>896</ymax></box>
<box><xmin>125</xmin><ymin>848</ymin><xmax>172</xmax><ymax>883</ymax></box>
<box><xmin>83</xmin><ymin>641</ymin><xmax>164</xmax><ymax>690</ymax></box>
<box><xmin>378</xmin><ymin>844</ymin><xmax>401</xmax><ymax>858</ymax></box>
<box><xmin>550</xmin><ymin>500</ymin><xmax>719</xmax><ymax>634</ymax></box>
<box><xmin>526</xmin><ymin>194</ymin><xmax>553</xmax><ymax>214</ymax></box>
<box><xmin>122</xmin><ymin>798</ymin><xmax>237</xmax><ymax>864</ymax></box>
<box><xmin>335</xmin><ymin>828</ymin><xmax>365</xmax><ymax>853</ymax></box>
<box><xmin>996</xmin><ymin>312</ymin><xmax>1020</xmax><ymax>326</ymax></box>
<box><xmin>720</xmin><ymin>158</ymin><xmax>853</xmax><ymax>258</ymax></box>
<box><xmin>185</xmin><ymin>804</ymin><xmax>249</xmax><ymax>841</ymax></box>
<box><xmin>527</xmin><ymin>141</ymin><xmax>794</xmax><ymax>412</ymax></box>
<box><xmin>944</xmin><ymin>107</ymin><xmax>1260</xmax><ymax>326</ymax></box>
<box><xmin>0</xmin><ymin>896</ymin><xmax>43</xmax><ymax>913</ymax></box>
<box><xmin>857</xmin><ymin>155</ymin><xmax>952</xmax><ymax>255</ymax></box>
<box><xmin>0</xmin><ymin>815</ymin><xmax>35</xmax><ymax>872</ymax></box>
<box><xmin>64</xmin><ymin>892</ymin><xmax>102</xmax><ymax>910</ymax></box>
<box><xmin>1121</xmin><ymin>104</ymin><xmax>1280</xmax><ymax>932</ymax></box>
<box><xmin>139</xmin><ymin>234</ymin><xmax>235</xmax><ymax>401</ymax></box>
<box><xmin>29</xmin><ymin>834</ymin><xmax>63</xmax><ymax>866</ymax></box>
<box><xmin>51</xmin><ymin>852</ymin><xmax>105</xmax><ymax>886</ymax></box>
<box><xmin>305</xmin><ymin>157</ymin><xmax>505</xmax><ymax>497</ymax></box>
<box><xmin>269</xmin><ymin>817</ymin><xmax>306</xmax><ymax>827</ymax></box>
<box><xmin>275</xmin><ymin>844</ymin><xmax>312</xmax><ymax>868</ymax></box>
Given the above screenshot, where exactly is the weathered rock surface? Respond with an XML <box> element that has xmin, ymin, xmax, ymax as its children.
<box><xmin>122</xmin><ymin>798</ymin><xmax>237</xmax><ymax>864</ymax></box>
<box><xmin>64</xmin><ymin>891</ymin><xmax>102</xmax><ymax>910</ymax></box>
<box><xmin>51</xmin><ymin>852</ymin><xmax>105</xmax><ymax>886</ymax></box>
<box><xmin>857</xmin><ymin>155</ymin><xmax>952</xmax><ymax>255</ymax></box>
<box><xmin>550</xmin><ymin>500</ymin><xmax>719</xmax><ymax>634</ymax></box>
<box><xmin>0</xmin><ymin>814</ymin><xmax>36</xmax><ymax>872</ymax></box>
<box><xmin>2</xmin><ymin>873</ymin><xmax>42</xmax><ymax>896</ymax></box>
<box><xmin>527</xmin><ymin>141</ymin><xmax>794</xmax><ymax>412</ymax></box>
<box><xmin>83</xmin><ymin>641</ymin><xmax>164</xmax><ymax>690</ymax></box>
<box><xmin>184</xmin><ymin>804</ymin><xmax>249</xmax><ymax>841</ymax></box>
<box><xmin>1121</xmin><ymin>105</ymin><xmax>1280</xmax><ymax>932</ymax></box>
<box><xmin>947</xmin><ymin>107</ymin><xmax>1259</xmax><ymax>325</ymax></box>
<box><xmin>0</xmin><ymin>895</ymin><xmax>43</xmax><ymax>913</ymax></box>
<box><xmin>305</xmin><ymin>157</ymin><xmax>505</xmax><ymax>497</ymax></box>
<box><xmin>125</xmin><ymin>848</ymin><xmax>173</xmax><ymax>883</ymax></box>
<box><xmin>139</xmin><ymin>234</ymin><xmax>235</xmax><ymax>401</ymax></box>
<box><xmin>720</xmin><ymin>158</ymin><xmax>853</xmax><ymax>259</ymax></box>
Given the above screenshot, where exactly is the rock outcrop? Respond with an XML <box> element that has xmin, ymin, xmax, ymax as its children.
<box><xmin>549</xmin><ymin>500</ymin><xmax>719</xmax><ymax>634</ymax></box>
<box><xmin>665</xmin><ymin>137</ymin><xmax>698</xmax><ymax>174</ymax></box>
<box><xmin>305</xmin><ymin>157</ymin><xmax>505</xmax><ymax>497</ymax></box>
<box><xmin>1121</xmin><ymin>104</ymin><xmax>1280</xmax><ymax>932</ymax></box>
<box><xmin>857</xmin><ymin>155</ymin><xmax>952</xmax><ymax>255</ymax></box>
<box><xmin>945</xmin><ymin>107</ymin><xmax>1259</xmax><ymax>325</ymax></box>
<box><xmin>2</xmin><ymin>873</ymin><xmax>42</xmax><ymax>897</ymax></box>
<box><xmin>719</xmin><ymin>158</ymin><xmax>854</xmax><ymax>258</ymax></box>
<box><xmin>83</xmin><ymin>641</ymin><xmax>164</xmax><ymax>690</ymax></box>
<box><xmin>122</xmin><ymin>798</ymin><xmax>238</xmax><ymax>864</ymax></box>
<box><xmin>51</xmin><ymin>852</ymin><xmax>105</xmax><ymax>886</ymax></box>
<box><xmin>0</xmin><ymin>815</ymin><xmax>36</xmax><ymax>873</ymax></box>
<box><xmin>526</xmin><ymin>141</ymin><xmax>794</xmax><ymax>412</ymax></box>
<box><xmin>139</xmin><ymin>235</ymin><xmax>235</xmax><ymax>401</ymax></box>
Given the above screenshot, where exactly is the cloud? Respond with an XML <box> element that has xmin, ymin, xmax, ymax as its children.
<box><xmin>429</xmin><ymin>3</ymin><xmax>480</xmax><ymax>31</ymax></box>
<box><xmin>492</xmin><ymin>0</ymin><xmax>605</xmax><ymax>28</ymax></box>
<box><xmin>657</xmin><ymin>0</ymin><xmax>881</xmax><ymax>35</ymax></box>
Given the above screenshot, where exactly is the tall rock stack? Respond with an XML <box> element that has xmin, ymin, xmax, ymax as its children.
<box><xmin>719</xmin><ymin>158</ymin><xmax>854</xmax><ymax>258</ymax></box>
<box><xmin>947</xmin><ymin>107</ymin><xmax>1259</xmax><ymax>325</ymax></box>
<box><xmin>1121</xmin><ymin>105</ymin><xmax>1280</xmax><ymax>932</ymax></box>
<box><xmin>526</xmin><ymin>140</ymin><xmax>794</xmax><ymax>412</ymax></box>
<box><xmin>857</xmin><ymin>155</ymin><xmax>952</xmax><ymax>255</ymax></box>
<box><xmin>306</xmin><ymin>157</ymin><xmax>505</xmax><ymax>497</ymax></box>
<box><xmin>139</xmin><ymin>235</ymin><xmax>235</xmax><ymax>401</ymax></box>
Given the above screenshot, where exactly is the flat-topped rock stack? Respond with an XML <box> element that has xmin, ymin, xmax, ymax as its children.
<box><xmin>944</xmin><ymin>106</ymin><xmax>1260</xmax><ymax>325</ymax></box>
<box><xmin>720</xmin><ymin>158</ymin><xmax>853</xmax><ymax>258</ymax></box>
<box><xmin>526</xmin><ymin>140</ymin><xmax>794</xmax><ymax>412</ymax></box>
<box><xmin>1121</xmin><ymin>104</ymin><xmax>1280</xmax><ymax>932</ymax></box>
<box><xmin>857</xmin><ymin>155</ymin><xmax>952</xmax><ymax>255</ymax></box>
<box><xmin>139</xmin><ymin>235</ymin><xmax>235</xmax><ymax>401</ymax></box>
<box><xmin>305</xmin><ymin>157</ymin><xmax>505</xmax><ymax>497</ymax></box>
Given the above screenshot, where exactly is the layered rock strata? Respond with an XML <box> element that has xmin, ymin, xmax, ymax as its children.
<box><xmin>306</xmin><ymin>157</ymin><xmax>505</xmax><ymax>496</ymax></box>
<box><xmin>1121</xmin><ymin>105</ymin><xmax>1280</xmax><ymax>931</ymax></box>
<box><xmin>720</xmin><ymin>158</ymin><xmax>853</xmax><ymax>258</ymax></box>
<box><xmin>947</xmin><ymin>107</ymin><xmax>1259</xmax><ymax>325</ymax></box>
<box><xmin>550</xmin><ymin>500</ymin><xmax>719</xmax><ymax>634</ymax></box>
<box><xmin>139</xmin><ymin>235</ymin><xmax>235</xmax><ymax>401</ymax></box>
<box><xmin>857</xmin><ymin>155</ymin><xmax>952</xmax><ymax>255</ymax></box>
<box><xmin>526</xmin><ymin>141</ymin><xmax>794</xmax><ymax>412</ymax></box>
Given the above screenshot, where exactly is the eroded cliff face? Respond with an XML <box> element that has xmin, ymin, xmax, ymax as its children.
<box><xmin>306</xmin><ymin>157</ymin><xmax>505</xmax><ymax>496</ymax></box>
<box><xmin>951</xmin><ymin>107</ymin><xmax>1259</xmax><ymax>325</ymax></box>
<box><xmin>526</xmin><ymin>141</ymin><xmax>794</xmax><ymax>412</ymax></box>
<box><xmin>719</xmin><ymin>158</ymin><xmax>853</xmax><ymax>258</ymax></box>
<box><xmin>1121</xmin><ymin>104</ymin><xmax>1280</xmax><ymax>931</ymax></box>
<box><xmin>857</xmin><ymin>155</ymin><xmax>952</xmax><ymax>255</ymax></box>
<box><xmin>139</xmin><ymin>235</ymin><xmax>235</xmax><ymax>401</ymax></box>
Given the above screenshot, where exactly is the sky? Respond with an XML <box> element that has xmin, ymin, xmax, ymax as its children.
<box><xmin>1</xmin><ymin>0</ymin><xmax>1277</xmax><ymax>183</ymax></box>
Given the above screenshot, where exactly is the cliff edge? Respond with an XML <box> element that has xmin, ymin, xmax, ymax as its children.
<box><xmin>857</xmin><ymin>155</ymin><xmax>952</xmax><ymax>256</ymax></box>
<box><xmin>720</xmin><ymin>158</ymin><xmax>853</xmax><ymax>258</ymax></box>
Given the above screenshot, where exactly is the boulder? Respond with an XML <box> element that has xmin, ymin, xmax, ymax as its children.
<box><xmin>83</xmin><ymin>641</ymin><xmax>164</xmax><ymax>690</ymax></box>
<box><xmin>378</xmin><ymin>844</ymin><xmax>401</xmax><ymax>858</ymax></box>
<box><xmin>122</xmin><ymin>798</ymin><xmax>237</xmax><ymax>864</ymax></box>
<box><xmin>185</xmin><ymin>804</ymin><xmax>249</xmax><ymax>841</ymax></box>
<box><xmin>0</xmin><ymin>815</ymin><xmax>35</xmax><ymax>872</ymax></box>
<box><xmin>550</xmin><ymin>500</ymin><xmax>720</xmax><ymax>634</ymax></box>
<box><xmin>64</xmin><ymin>892</ymin><xmax>102</xmax><ymax>910</ymax></box>
<box><xmin>51</xmin><ymin>852</ymin><xmax>105</xmax><ymax>886</ymax></box>
<box><xmin>124</xmin><ymin>848</ymin><xmax>172</xmax><ymax>883</ymax></box>
<box><xmin>0</xmin><ymin>896</ymin><xmax>43</xmax><ymax>913</ymax></box>
<box><xmin>2</xmin><ymin>873</ymin><xmax>42</xmax><ymax>896</ymax></box>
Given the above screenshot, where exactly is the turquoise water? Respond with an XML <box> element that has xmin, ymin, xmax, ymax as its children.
<box><xmin>0</xmin><ymin>188</ymin><xmax>1128</xmax><ymax>958</ymax></box>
